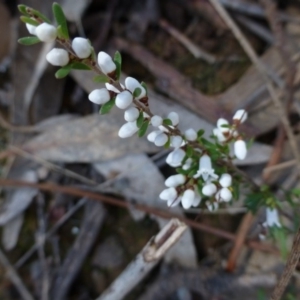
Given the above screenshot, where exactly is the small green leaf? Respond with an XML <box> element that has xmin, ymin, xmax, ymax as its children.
<box><xmin>18</xmin><ymin>36</ymin><xmax>41</xmax><ymax>45</ymax></box>
<box><xmin>136</xmin><ymin>112</ymin><xmax>144</xmax><ymax>128</ymax></box>
<box><xmin>100</xmin><ymin>98</ymin><xmax>115</xmax><ymax>114</ymax></box>
<box><xmin>133</xmin><ymin>87</ymin><xmax>141</xmax><ymax>98</ymax></box>
<box><xmin>52</xmin><ymin>2</ymin><xmax>69</xmax><ymax>39</ymax></box>
<box><xmin>93</xmin><ymin>75</ymin><xmax>109</xmax><ymax>83</ymax></box>
<box><xmin>163</xmin><ymin>118</ymin><xmax>172</xmax><ymax>126</ymax></box>
<box><xmin>18</xmin><ymin>5</ymin><xmax>30</xmax><ymax>16</ymax></box>
<box><xmin>70</xmin><ymin>62</ymin><xmax>91</xmax><ymax>70</ymax></box>
<box><xmin>113</xmin><ymin>51</ymin><xmax>122</xmax><ymax>80</ymax></box>
<box><xmin>186</xmin><ymin>145</ymin><xmax>194</xmax><ymax>157</ymax></box>
<box><xmin>141</xmin><ymin>82</ymin><xmax>148</xmax><ymax>94</ymax></box>
<box><xmin>55</xmin><ymin>65</ymin><xmax>72</xmax><ymax>79</ymax></box>
<box><xmin>30</xmin><ymin>8</ymin><xmax>51</xmax><ymax>24</ymax></box>
<box><xmin>138</xmin><ymin>120</ymin><xmax>150</xmax><ymax>137</ymax></box>
<box><xmin>164</xmin><ymin>137</ymin><xmax>171</xmax><ymax>149</ymax></box>
<box><xmin>20</xmin><ymin>16</ymin><xmax>39</xmax><ymax>26</ymax></box>
<box><xmin>197</xmin><ymin>129</ymin><xmax>205</xmax><ymax>138</ymax></box>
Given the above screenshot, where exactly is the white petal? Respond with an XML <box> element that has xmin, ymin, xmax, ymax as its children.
<box><xmin>199</xmin><ymin>154</ymin><xmax>212</xmax><ymax>170</ymax></box>
<box><xmin>219</xmin><ymin>173</ymin><xmax>232</xmax><ymax>188</ymax></box>
<box><xmin>192</xmin><ymin>196</ymin><xmax>201</xmax><ymax>207</ymax></box>
<box><xmin>118</xmin><ymin>122</ymin><xmax>138</xmax><ymax>138</ymax></box>
<box><xmin>88</xmin><ymin>88</ymin><xmax>110</xmax><ymax>105</ymax></box>
<box><xmin>213</xmin><ymin>128</ymin><xmax>226</xmax><ymax>143</ymax></box>
<box><xmin>217</xmin><ymin>118</ymin><xmax>229</xmax><ymax>133</ymax></box>
<box><xmin>105</xmin><ymin>83</ymin><xmax>121</xmax><ymax>93</ymax></box>
<box><xmin>72</xmin><ymin>37</ymin><xmax>91</xmax><ymax>59</ymax></box>
<box><xmin>167</xmin><ymin>196</ymin><xmax>181</xmax><ymax>207</ymax></box>
<box><xmin>181</xmin><ymin>189</ymin><xmax>195</xmax><ymax>209</ymax></box>
<box><xmin>36</xmin><ymin>23</ymin><xmax>57</xmax><ymax>42</ymax></box>
<box><xmin>233</xmin><ymin>109</ymin><xmax>247</xmax><ymax>123</ymax></box>
<box><xmin>151</xmin><ymin>115</ymin><xmax>163</xmax><ymax>127</ymax></box>
<box><xmin>98</xmin><ymin>51</ymin><xmax>116</xmax><ymax>74</ymax></box>
<box><xmin>182</xmin><ymin>158</ymin><xmax>192</xmax><ymax>170</ymax></box>
<box><xmin>202</xmin><ymin>183</ymin><xmax>217</xmax><ymax>196</ymax></box>
<box><xmin>115</xmin><ymin>91</ymin><xmax>133</xmax><ymax>109</ymax></box>
<box><xmin>234</xmin><ymin>140</ymin><xmax>247</xmax><ymax>160</ymax></box>
<box><xmin>165</xmin><ymin>174</ymin><xmax>186</xmax><ymax>187</ymax></box>
<box><xmin>167</xmin><ymin>112</ymin><xmax>179</xmax><ymax>126</ymax></box>
<box><xmin>147</xmin><ymin>130</ymin><xmax>161</xmax><ymax>143</ymax></box>
<box><xmin>154</xmin><ymin>133</ymin><xmax>168</xmax><ymax>147</ymax></box>
<box><xmin>46</xmin><ymin>48</ymin><xmax>69</xmax><ymax>66</ymax></box>
<box><xmin>124</xmin><ymin>77</ymin><xmax>146</xmax><ymax>99</ymax></box>
<box><xmin>166</xmin><ymin>149</ymin><xmax>186</xmax><ymax>167</ymax></box>
<box><xmin>184</xmin><ymin>128</ymin><xmax>197</xmax><ymax>141</ymax></box>
<box><xmin>206</xmin><ymin>201</ymin><xmax>219</xmax><ymax>211</ymax></box>
<box><xmin>171</xmin><ymin>135</ymin><xmax>183</xmax><ymax>148</ymax></box>
<box><xmin>266</xmin><ymin>208</ymin><xmax>281</xmax><ymax>227</ymax></box>
<box><xmin>219</xmin><ymin>188</ymin><xmax>232</xmax><ymax>202</ymax></box>
<box><xmin>159</xmin><ymin>187</ymin><xmax>177</xmax><ymax>201</ymax></box>
<box><xmin>124</xmin><ymin>107</ymin><xmax>139</xmax><ymax>122</ymax></box>
<box><xmin>26</xmin><ymin>23</ymin><xmax>37</xmax><ymax>35</ymax></box>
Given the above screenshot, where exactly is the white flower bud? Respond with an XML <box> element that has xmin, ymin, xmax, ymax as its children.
<box><xmin>98</xmin><ymin>51</ymin><xmax>116</xmax><ymax>75</ymax></box>
<box><xmin>206</xmin><ymin>201</ymin><xmax>219</xmax><ymax>211</ymax></box>
<box><xmin>36</xmin><ymin>23</ymin><xmax>57</xmax><ymax>42</ymax></box>
<box><xmin>26</xmin><ymin>23</ymin><xmax>37</xmax><ymax>35</ymax></box>
<box><xmin>88</xmin><ymin>88</ymin><xmax>110</xmax><ymax>105</ymax></box>
<box><xmin>233</xmin><ymin>109</ymin><xmax>247</xmax><ymax>123</ymax></box>
<box><xmin>213</xmin><ymin>128</ymin><xmax>226</xmax><ymax>143</ymax></box>
<box><xmin>184</xmin><ymin>128</ymin><xmax>197</xmax><ymax>141</ymax></box>
<box><xmin>151</xmin><ymin>115</ymin><xmax>163</xmax><ymax>127</ymax></box>
<box><xmin>218</xmin><ymin>188</ymin><xmax>232</xmax><ymax>202</ymax></box>
<box><xmin>217</xmin><ymin>118</ymin><xmax>229</xmax><ymax>133</ymax></box>
<box><xmin>159</xmin><ymin>187</ymin><xmax>177</xmax><ymax>201</ymax></box>
<box><xmin>125</xmin><ymin>77</ymin><xmax>146</xmax><ymax>100</ymax></box>
<box><xmin>202</xmin><ymin>183</ymin><xmax>217</xmax><ymax>196</ymax></box>
<box><xmin>165</xmin><ymin>174</ymin><xmax>186</xmax><ymax>187</ymax></box>
<box><xmin>171</xmin><ymin>135</ymin><xmax>183</xmax><ymax>148</ymax></box>
<box><xmin>115</xmin><ymin>91</ymin><xmax>133</xmax><ymax>109</ymax></box>
<box><xmin>234</xmin><ymin>139</ymin><xmax>247</xmax><ymax>160</ymax></box>
<box><xmin>124</xmin><ymin>107</ymin><xmax>139</xmax><ymax>122</ymax></box>
<box><xmin>219</xmin><ymin>173</ymin><xmax>232</xmax><ymax>188</ymax></box>
<box><xmin>182</xmin><ymin>158</ymin><xmax>192</xmax><ymax>170</ymax></box>
<box><xmin>167</xmin><ymin>112</ymin><xmax>179</xmax><ymax>126</ymax></box>
<box><xmin>118</xmin><ymin>122</ymin><xmax>138</xmax><ymax>138</ymax></box>
<box><xmin>147</xmin><ymin>130</ymin><xmax>161</xmax><ymax>143</ymax></box>
<box><xmin>72</xmin><ymin>37</ymin><xmax>91</xmax><ymax>59</ymax></box>
<box><xmin>166</xmin><ymin>149</ymin><xmax>186</xmax><ymax>167</ymax></box>
<box><xmin>46</xmin><ymin>48</ymin><xmax>69</xmax><ymax>66</ymax></box>
<box><xmin>105</xmin><ymin>83</ymin><xmax>121</xmax><ymax>93</ymax></box>
<box><xmin>181</xmin><ymin>189</ymin><xmax>195</xmax><ymax>209</ymax></box>
<box><xmin>154</xmin><ymin>132</ymin><xmax>168</xmax><ymax>147</ymax></box>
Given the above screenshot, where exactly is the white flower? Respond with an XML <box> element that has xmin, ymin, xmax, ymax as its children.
<box><xmin>217</xmin><ymin>118</ymin><xmax>230</xmax><ymax>133</ymax></box>
<box><xmin>46</xmin><ymin>48</ymin><xmax>69</xmax><ymax>66</ymax></box>
<box><xmin>233</xmin><ymin>109</ymin><xmax>247</xmax><ymax>123</ymax></box>
<box><xmin>181</xmin><ymin>189</ymin><xmax>195</xmax><ymax>209</ymax></box>
<box><xmin>234</xmin><ymin>139</ymin><xmax>247</xmax><ymax>160</ymax></box>
<box><xmin>184</xmin><ymin>128</ymin><xmax>197</xmax><ymax>141</ymax></box>
<box><xmin>165</xmin><ymin>174</ymin><xmax>186</xmax><ymax>187</ymax></box>
<box><xmin>219</xmin><ymin>173</ymin><xmax>232</xmax><ymax>188</ymax></box>
<box><xmin>193</xmin><ymin>154</ymin><xmax>218</xmax><ymax>181</ymax></box>
<box><xmin>36</xmin><ymin>23</ymin><xmax>57</xmax><ymax>42</ymax></box>
<box><xmin>265</xmin><ymin>208</ymin><xmax>281</xmax><ymax>227</ymax></box>
<box><xmin>202</xmin><ymin>183</ymin><xmax>217</xmax><ymax>196</ymax></box>
<box><xmin>124</xmin><ymin>107</ymin><xmax>139</xmax><ymax>122</ymax></box>
<box><xmin>98</xmin><ymin>51</ymin><xmax>116</xmax><ymax>75</ymax></box>
<box><xmin>154</xmin><ymin>132</ymin><xmax>168</xmax><ymax>147</ymax></box>
<box><xmin>216</xmin><ymin>188</ymin><xmax>232</xmax><ymax>202</ymax></box>
<box><xmin>115</xmin><ymin>91</ymin><xmax>133</xmax><ymax>109</ymax></box>
<box><xmin>26</xmin><ymin>23</ymin><xmax>37</xmax><ymax>35</ymax></box>
<box><xmin>147</xmin><ymin>130</ymin><xmax>161</xmax><ymax>143</ymax></box>
<box><xmin>125</xmin><ymin>77</ymin><xmax>146</xmax><ymax>100</ymax></box>
<box><xmin>206</xmin><ymin>201</ymin><xmax>219</xmax><ymax>211</ymax></box>
<box><xmin>182</xmin><ymin>158</ymin><xmax>192</xmax><ymax>170</ymax></box>
<box><xmin>88</xmin><ymin>88</ymin><xmax>110</xmax><ymax>105</ymax></box>
<box><xmin>166</xmin><ymin>149</ymin><xmax>186</xmax><ymax>167</ymax></box>
<box><xmin>171</xmin><ymin>135</ymin><xmax>183</xmax><ymax>148</ymax></box>
<box><xmin>213</xmin><ymin>128</ymin><xmax>226</xmax><ymax>143</ymax></box>
<box><xmin>72</xmin><ymin>37</ymin><xmax>91</xmax><ymax>59</ymax></box>
<box><xmin>151</xmin><ymin>115</ymin><xmax>163</xmax><ymax>127</ymax></box>
<box><xmin>118</xmin><ymin>122</ymin><xmax>139</xmax><ymax>138</ymax></box>
<box><xmin>167</xmin><ymin>112</ymin><xmax>179</xmax><ymax>126</ymax></box>
<box><xmin>105</xmin><ymin>83</ymin><xmax>121</xmax><ymax>93</ymax></box>
<box><xmin>159</xmin><ymin>187</ymin><xmax>177</xmax><ymax>201</ymax></box>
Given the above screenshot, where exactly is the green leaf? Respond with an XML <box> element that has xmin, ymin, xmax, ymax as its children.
<box><xmin>113</xmin><ymin>51</ymin><xmax>122</xmax><ymax>80</ymax></box>
<box><xmin>133</xmin><ymin>87</ymin><xmax>141</xmax><ymax>98</ymax></box>
<box><xmin>138</xmin><ymin>120</ymin><xmax>149</xmax><ymax>137</ymax></box>
<box><xmin>197</xmin><ymin>129</ymin><xmax>205</xmax><ymax>138</ymax></box>
<box><xmin>18</xmin><ymin>36</ymin><xmax>41</xmax><ymax>45</ymax></box>
<box><xmin>55</xmin><ymin>65</ymin><xmax>72</xmax><ymax>79</ymax></box>
<box><xmin>99</xmin><ymin>98</ymin><xmax>115</xmax><ymax>115</ymax></box>
<box><xmin>163</xmin><ymin>118</ymin><xmax>172</xmax><ymax>126</ymax></box>
<box><xmin>136</xmin><ymin>112</ymin><xmax>144</xmax><ymax>128</ymax></box>
<box><xmin>70</xmin><ymin>62</ymin><xmax>91</xmax><ymax>70</ymax></box>
<box><xmin>20</xmin><ymin>16</ymin><xmax>39</xmax><ymax>26</ymax></box>
<box><xmin>186</xmin><ymin>145</ymin><xmax>194</xmax><ymax>157</ymax></box>
<box><xmin>52</xmin><ymin>2</ymin><xmax>69</xmax><ymax>39</ymax></box>
<box><xmin>18</xmin><ymin>5</ymin><xmax>30</xmax><ymax>16</ymax></box>
<box><xmin>30</xmin><ymin>8</ymin><xmax>51</xmax><ymax>24</ymax></box>
<box><xmin>164</xmin><ymin>137</ymin><xmax>171</xmax><ymax>149</ymax></box>
<box><xmin>93</xmin><ymin>75</ymin><xmax>109</xmax><ymax>83</ymax></box>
